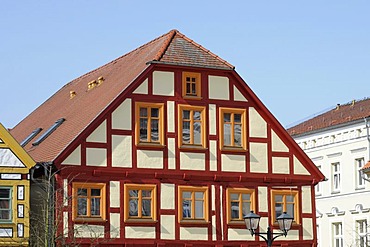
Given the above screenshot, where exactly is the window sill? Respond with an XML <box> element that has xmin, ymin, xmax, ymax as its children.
<box><xmin>0</xmin><ymin>221</ymin><xmax>14</xmax><ymax>225</ymax></box>
<box><xmin>331</xmin><ymin>190</ymin><xmax>340</xmax><ymax>194</ymax></box>
<box><xmin>73</xmin><ymin>218</ymin><xmax>107</xmax><ymax>223</ymax></box>
<box><xmin>179</xmin><ymin>219</ymin><xmax>209</xmax><ymax>226</ymax></box>
<box><xmin>179</xmin><ymin>145</ymin><xmax>207</xmax><ymax>152</ymax></box>
<box><xmin>221</xmin><ymin>147</ymin><xmax>247</xmax><ymax>154</ymax></box>
<box><xmin>183</xmin><ymin>95</ymin><xmax>203</xmax><ymax>100</ymax></box>
<box><xmin>125</xmin><ymin>219</ymin><xmax>157</xmax><ymax>226</ymax></box>
<box><xmin>355</xmin><ymin>186</ymin><xmax>365</xmax><ymax>191</ymax></box>
<box><xmin>136</xmin><ymin>143</ymin><xmax>166</xmax><ymax>150</ymax></box>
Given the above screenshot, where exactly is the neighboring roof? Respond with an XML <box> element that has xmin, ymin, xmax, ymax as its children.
<box><xmin>0</xmin><ymin>123</ymin><xmax>35</xmax><ymax>170</ymax></box>
<box><xmin>362</xmin><ymin>160</ymin><xmax>370</xmax><ymax>171</ymax></box>
<box><xmin>288</xmin><ymin>98</ymin><xmax>370</xmax><ymax>136</ymax></box>
<box><xmin>10</xmin><ymin>30</ymin><xmax>234</xmax><ymax>162</ymax></box>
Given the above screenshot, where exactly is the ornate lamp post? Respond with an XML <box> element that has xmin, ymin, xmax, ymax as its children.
<box><xmin>243</xmin><ymin>211</ymin><xmax>294</xmax><ymax>247</ymax></box>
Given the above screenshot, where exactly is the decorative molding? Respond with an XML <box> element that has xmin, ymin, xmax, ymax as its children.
<box><xmin>316</xmin><ymin>209</ymin><xmax>323</xmax><ymax>218</ymax></box>
<box><xmin>311</xmin><ymin>156</ymin><xmax>323</xmax><ymax>161</ymax></box>
<box><xmin>0</xmin><ymin>228</ymin><xmax>12</xmax><ymax>238</ymax></box>
<box><xmin>326</xmin><ymin>207</ymin><xmax>345</xmax><ymax>217</ymax></box>
<box><xmin>349</xmin><ymin>204</ymin><xmax>370</xmax><ymax>214</ymax></box>
<box><xmin>17</xmin><ymin>204</ymin><xmax>24</xmax><ymax>218</ymax></box>
<box><xmin>327</xmin><ymin>152</ymin><xmax>342</xmax><ymax>158</ymax></box>
<box><xmin>17</xmin><ymin>185</ymin><xmax>24</xmax><ymax>200</ymax></box>
<box><xmin>17</xmin><ymin>224</ymin><xmax>24</xmax><ymax>238</ymax></box>
<box><xmin>350</xmin><ymin>147</ymin><xmax>367</xmax><ymax>153</ymax></box>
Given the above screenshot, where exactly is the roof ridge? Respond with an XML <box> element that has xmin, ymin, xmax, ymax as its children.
<box><xmin>153</xmin><ymin>29</ymin><xmax>177</xmax><ymax>61</ymax></box>
<box><xmin>62</xmin><ymin>30</ymin><xmax>174</xmax><ymax>86</ymax></box>
<box><xmin>175</xmin><ymin>30</ymin><xmax>235</xmax><ymax>69</ymax></box>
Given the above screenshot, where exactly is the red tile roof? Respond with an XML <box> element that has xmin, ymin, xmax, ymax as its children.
<box><xmin>362</xmin><ymin>160</ymin><xmax>370</xmax><ymax>171</ymax></box>
<box><xmin>288</xmin><ymin>98</ymin><xmax>370</xmax><ymax>136</ymax></box>
<box><xmin>10</xmin><ymin>30</ymin><xmax>234</xmax><ymax>162</ymax></box>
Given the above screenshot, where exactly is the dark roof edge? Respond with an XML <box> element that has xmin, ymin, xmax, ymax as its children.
<box><xmin>147</xmin><ymin>60</ymin><xmax>235</xmax><ymax>71</ymax></box>
<box><xmin>290</xmin><ymin>117</ymin><xmax>370</xmax><ymax>138</ymax></box>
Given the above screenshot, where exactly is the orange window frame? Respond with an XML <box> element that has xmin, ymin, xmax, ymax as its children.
<box><xmin>72</xmin><ymin>182</ymin><xmax>106</xmax><ymax>222</ymax></box>
<box><xmin>270</xmin><ymin>189</ymin><xmax>299</xmax><ymax>225</ymax></box>
<box><xmin>226</xmin><ymin>188</ymin><xmax>255</xmax><ymax>224</ymax></box>
<box><xmin>178</xmin><ymin>186</ymin><xmax>209</xmax><ymax>223</ymax></box>
<box><xmin>135</xmin><ymin>102</ymin><xmax>164</xmax><ymax>145</ymax></box>
<box><xmin>178</xmin><ymin>105</ymin><xmax>206</xmax><ymax>148</ymax></box>
<box><xmin>219</xmin><ymin>107</ymin><xmax>247</xmax><ymax>150</ymax></box>
<box><xmin>182</xmin><ymin>72</ymin><xmax>201</xmax><ymax>99</ymax></box>
<box><xmin>124</xmin><ymin>184</ymin><xmax>157</xmax><ymax>222</ymax></box>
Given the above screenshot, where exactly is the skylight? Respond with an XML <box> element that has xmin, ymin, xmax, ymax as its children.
<box><xmin>20</xmin><ymin>128</ymin><xmax>42</xmax><ymax>147</ymax></box>
<box><xmin>32</xmin><ymin>118</ymin><xmax>65</xmax><ymax>146</ymax></box>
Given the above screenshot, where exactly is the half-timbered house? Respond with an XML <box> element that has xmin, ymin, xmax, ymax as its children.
<box><xmin>0</xmin><ymin>123</ymin><xmax>34</xmax><ymax>246</ymax></box>
<box><xmin>10</xmin><ymin>30</ymin><xmax>324</xmax><ymax>246</ymax></box>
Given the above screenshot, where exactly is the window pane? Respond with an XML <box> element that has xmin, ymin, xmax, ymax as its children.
<box><xmin>77</xmin><ymin>188</ymin><xmax>87</xmax><ymax>196</ymax></box>
<box><xmin>231</xmin><ymin>201</ymin><xmax>239</xmax><ymax>219</ymax></box>
<box><xmin>230</xmin><ymin>193</ymin><xmax>239</xmax><ymax>200</ymax></box>
<box><xmin>195</xmin><ymin>192</ymin><xmax>204</xmax><ymax>199</ymax></box>
<box><xmin>183</xmin><ymin>191</ymin><xmax>191</xmax><ymax>199</ymax></box>
<box><xmin>129</xmin><ymin>190</ymin><xmax>138</xmax><ymax>198</ymax></box>
<box><xmin>191</xmin><ymin>83</ymin><xmax>196</xmax><ymax>94</ymax></box>
<box><xmin>140</xmin><ymin>108</ymin><xmax>147</xmax><ymax>117</ymax></box>
<box><xmin>186</xmin><ymin>83</ymin><xmax>191</xmax><ymax>94</ymax></box>
<box><xmin>242</xmin><ymin>202</ymin><xmax>250</xmax><ymax>217</ymax></box>
<box><xmin>0</xmin><ymin>200</ymin><xmax>10</xmax><ymax>210</ymax></box>
<box><xmin>151</xmin><ymin>108</ymin><xmax>159</xmax><ymax>118</ymax></box>
<box><xmin>183</xmin><ymin>200</ymin><xmax>191</xmax><ymax>218</ymax></box>
<box><xmin>0</xmin><ymin>189</ymin><xmax>10</xmax><ymax>199</ymax></box>
<box><xmin>142</xmin><ymin>190</ymin><xmax>151</xmax><ymax>197</ymax></box>
<box><xmin>140</xmin><ymin>119</ymin><xmax>148</xmax><ymax>141</ymax></box>
<box><xmin>129</xmin><ymin>199</ymin><xmax>138</xmax><ymax>216</ymax></box>
<box><xmin>142</xmin><ymin>199</ymin><xmax>151</xmax><ymax>216</ymax></box>
<box><xmin>195</xmin><ymin>200</ymin><xmax>204</xmax><ymax>218</ymax></box>
<box><xmin>234</xmin><ymin>124</ymin><xmax>242</xmax><ymax>146</ymax></box>
<box><xmin>91</xmin><ymin>189</ymin><xmax>100</xmax><ymax>197</ymax></box>
<box><xmin>234</xmin><ymin>114</ymin><xmax>241</xmax><ymax>123</ymax></box>
<box><xmin>182</xmin><ymin>121</ymin><xmax>190</xmax><ymax>144</ymax></box>
<box><xmin>91</xmin><ymin>198</ymin><xmax>100</xmax><ymax>216</ymax></box>
<box><xmin>183</xmin><ymin>110</ymin><xmax>190</xmax><ymax>120</ymax></box>
<box><xmin>0</xmin><ymin>210</ymin><xmax>10</xmax><ymax>220</ymax></box>
<box><xmin>286</xmin><ymin>204</ymin><xmax>294</xmax><ymax>217</ymax></box>
<box><xmin>224</xmin><ymin>113</ymin><xmax>231</xmax><ymax>123</ymax></box>
<box><xmin>193</xmin><ymin>122</ymin><xmax>201</xmax><ymax>144</ymax></box>
<box><xmin>242</xmin><ymin>193</ymin><xmax>250</xmax><ymax>201</ymax></box>
<box><xmin>224</xmin><ymin>123</ymin><xmax>231</xmax><ymax>145</ymax></box>
<box><xmin>286</xmin><ymin>195</ymin><xmax>294</xmax><ymax>202</ymax></box>
<box><xmin>77</xmin><ymin>198</ymin><xmax>87</xmax><ymax>216</ymax></box>
<box><xmin>275</xmin><ymin>203</ymin><xmax>283</xmax><ymax>218</ymax></box>
<box><xmin>275</xmin><ymin>195</ymin><xmax>283</xmax><ymax>202</ymax></box>
<box><xmin>151</xmin><ymin>119</ymin><xmax>159</xmax><ymax>141</ymax></box>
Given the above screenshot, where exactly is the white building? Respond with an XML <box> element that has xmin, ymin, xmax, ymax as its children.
<box><xmin>288</xmin><ymin>98</ymin><xmax>370</xmax><ymax>247</ymax></box>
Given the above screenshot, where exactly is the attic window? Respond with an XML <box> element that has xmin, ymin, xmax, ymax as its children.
<box><xmin>182</xmin><ymin>72</ymin><xmax>201</xmax><ymax>99</ymax></box>
<box><xmin>32</xmin><ymin>118</ymin><xmax>65</xmax><ymax>146</ymax></box>
<box><xmin>20</xmin><ymin>128</ymin><xmax>42</xmax><ymax>147</ymax></box>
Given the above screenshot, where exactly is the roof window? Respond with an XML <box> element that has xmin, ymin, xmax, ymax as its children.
<box><xmin>20</xmin><ymin>128</ymin><xmax>42</xmax><ymax>147</ymax></box>
<box><xmin>32</xmin><ymin>118</ymin><xmax>65</xmax><ymax>146</ymax></box>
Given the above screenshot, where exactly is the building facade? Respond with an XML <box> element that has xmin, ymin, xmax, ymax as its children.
<box><xmin>288</xmin><ymin>99</ymin><xmax>370</xmax><ymax>247</ymax></box>
<box><xmin>11</xmin><ymin>30</ymin><xmax>324</xmax><ymax>246</ymax></box>
<box><xmin>0</xmin><ymin>123</ymin><xmax>35</xmax><ymax>246</ymax></box>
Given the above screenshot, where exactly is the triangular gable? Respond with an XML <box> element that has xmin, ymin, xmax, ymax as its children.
<box><xmin>231</xmin><ymin>72</ymin><xmax>324</xmax><ymax>182</ymax></box>
<box><xmin>0</xmin><ymin>123</ymin><xmax>35</xmax><ymax>170</ymax></box>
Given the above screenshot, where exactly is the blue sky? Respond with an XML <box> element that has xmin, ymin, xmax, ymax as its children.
<box><xmin>1</xmin><ymin>1</ymin><xmax>369</xmax><ymax>129</ymax></box>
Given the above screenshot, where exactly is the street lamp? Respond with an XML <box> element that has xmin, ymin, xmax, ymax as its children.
<box><xmin>244</xmin><ymin>211</ymin><xmax>294</xmax><ymax>247</ymax></box>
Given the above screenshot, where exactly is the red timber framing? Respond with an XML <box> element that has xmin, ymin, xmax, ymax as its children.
<box><xmin>52</xmin><ymin>63</ymin><xmax>322</xmax><ymax>247</ymax></box>
<box><xmin>11</xmin><ymin>30</ymin><xmax>324</xmax><ymax>247</ymax></box>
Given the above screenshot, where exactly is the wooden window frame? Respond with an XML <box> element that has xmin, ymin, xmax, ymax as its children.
<box><xmin>219</xmin><ymin>107</ymin><xmax>247</xmax><ymax>150</ymax></box>
<box><xmin>270</xmin><ymin>189</ymin><xmax>299</xmax><ymax>225</ymax></box>
<box><xmin>72</xmin><ymin>183</ymin><xmax>106</xmax><ymax>222</ymax></box>
<box><xmin>178</xmin><ymin>186</ymin><xmax>209</xmax><ymax>223</ymax></box>
<box><xmin>0</xmin><ymin>187</ymin><xmax>12</xmax><ymax>223</ymax></box>
<box><xmin>178</xmin><ymin>104</ymin><xmax>206</xmax><ymax>149</ymax></box>
<box><xmin>226</xmin><ymin>188</ymin><xmax>255</xmax><ymax>224</ymax></box>
<box><xmin>135</xmin><ymin>102</ymin><xmax>164</xmax><ymax>146</ymax></box>
<box><xmin>124</xmin><ymin>184</ymin><xmax>157</xmax><ymax>222</ymax></box>
<box><xmin>182</xmin><ymin>72</ymin><xmax>202</xmax><ymax>99</ymax></box>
